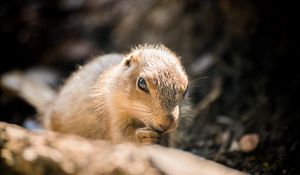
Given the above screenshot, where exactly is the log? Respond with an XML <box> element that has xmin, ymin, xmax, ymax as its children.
<box><xmin>0</xmin><ymin>122</ymin><xmax>246</xmax><ymax>175</ymax></box>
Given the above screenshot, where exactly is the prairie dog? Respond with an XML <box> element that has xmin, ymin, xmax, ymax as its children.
<box><xmin>1</xmin><ymin>45</ymin><xmax>190</xmax><ymax>146</ymax></box>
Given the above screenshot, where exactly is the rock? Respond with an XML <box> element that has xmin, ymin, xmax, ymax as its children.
<box><xmin>239</xmin><ymin>134</ymin><xmax>260</xmax><ymax>153</ymax></box>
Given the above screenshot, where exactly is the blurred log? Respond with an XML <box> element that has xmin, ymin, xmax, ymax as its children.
<box><xmin>0</xmin><ymin>122</ymin><xmax>245</xmax><ymax>175</ymax></box>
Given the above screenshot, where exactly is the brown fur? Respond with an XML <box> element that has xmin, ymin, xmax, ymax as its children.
<box><xmin>44</xmin><ymin>45</ymin><xmax>189</xmax><ymax>145</ymax></box>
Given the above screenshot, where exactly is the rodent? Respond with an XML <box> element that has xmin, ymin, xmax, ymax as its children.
<box><xmin>1</xmin><ymin>45</ymin><xmax>191</xmax><ymax>146</ymax></box>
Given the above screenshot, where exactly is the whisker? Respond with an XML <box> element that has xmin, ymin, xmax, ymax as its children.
<box><xmin>140</xmin><ymin>115</ymin><xmax>154</xmax><ymax>119</ymax></box>
<box><xmin>127</xmin><ymin>109</ymin><xmax>152</xmax><ymax>115</ymax></box>
<box><xmin>125</xmin><ymin>106</ymin><xmax>152</xmax><ymax>112</ymax></box>
<box><xmin>190</xmin><ymin>76</ymin><xmax>209</xmax><ymax>81</ymax></box>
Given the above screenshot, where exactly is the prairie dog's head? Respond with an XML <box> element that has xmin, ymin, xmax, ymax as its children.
<box><xmin>112</xmin><ymin>45</ymin><xmax>188</xmax><ymax>133</ymax></box>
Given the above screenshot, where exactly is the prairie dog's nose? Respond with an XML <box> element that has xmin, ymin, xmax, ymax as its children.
<box><xmin>159</xmin><ymin>114</ymin><xmax>177</xmax><ymax>132</ymax></box>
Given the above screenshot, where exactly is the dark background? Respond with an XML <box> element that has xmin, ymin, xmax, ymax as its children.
<box><xmin>0</xmin><ymin>0</ymin><xmax>298</xmax><ymax>174</ymax></box>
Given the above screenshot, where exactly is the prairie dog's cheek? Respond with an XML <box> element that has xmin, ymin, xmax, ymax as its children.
<box><xmin>128</xmin><ymin>102</ymin><xmax>152</xmax><ymax>118</ymax></box>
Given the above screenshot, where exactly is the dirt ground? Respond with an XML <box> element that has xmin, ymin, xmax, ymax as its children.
<box><xmin>0</xmin><ymin>0</ymin><xmax>299</xmax><ymax>174</ymax></box>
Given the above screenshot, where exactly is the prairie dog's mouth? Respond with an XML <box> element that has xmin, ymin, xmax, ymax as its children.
<box><xmin>132</xmin><ymin>118</ymin><xmax>161</xmax><ymax>132</ymax></box>
<box><xmin>149</xmin><ymin>125</ymin><xmax>164</xmax><ymax>134</ymax></box>
<box><xmin>133</xmin><ymin>117</ymin><xmax>170</xmax><ymax>134</ymax></box>
<box><xmin>132</xmin><ymin>118</ymin><xmax>145</xmax><ymax>128</ymax></box>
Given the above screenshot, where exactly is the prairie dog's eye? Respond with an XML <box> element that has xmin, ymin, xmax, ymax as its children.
<box><xmin>137</xmin><ymin>77</ymin><xmax>149</xmax><ymax>93</ymax></box>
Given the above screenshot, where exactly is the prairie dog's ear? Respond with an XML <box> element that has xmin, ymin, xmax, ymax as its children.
<box><xmin>123</xmin><ymin>51</ymin><xmax>140</xmax><ymax>67</ymax></box>
<box><xmin>124</xmin><ymin>56</ymin><xmax>132</xmax><ymax>67</ymax></box>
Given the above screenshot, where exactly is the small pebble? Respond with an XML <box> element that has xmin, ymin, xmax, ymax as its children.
<box><xmin>239</xmin><ymin>134</ymin><xmax>260</xmax><ymax>152</ymax></box>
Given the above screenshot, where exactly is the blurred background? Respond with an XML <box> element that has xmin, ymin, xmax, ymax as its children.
<box><xmin>0</xmin><ymin>0</ymin><xmax>298</xmax><ymax>174</ymax></box>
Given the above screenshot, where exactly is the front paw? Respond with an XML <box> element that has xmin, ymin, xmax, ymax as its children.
<box><xmin>135</xmin><ymin>127</ymin><xmax>161</xmax><ymax>144</ymax></box>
